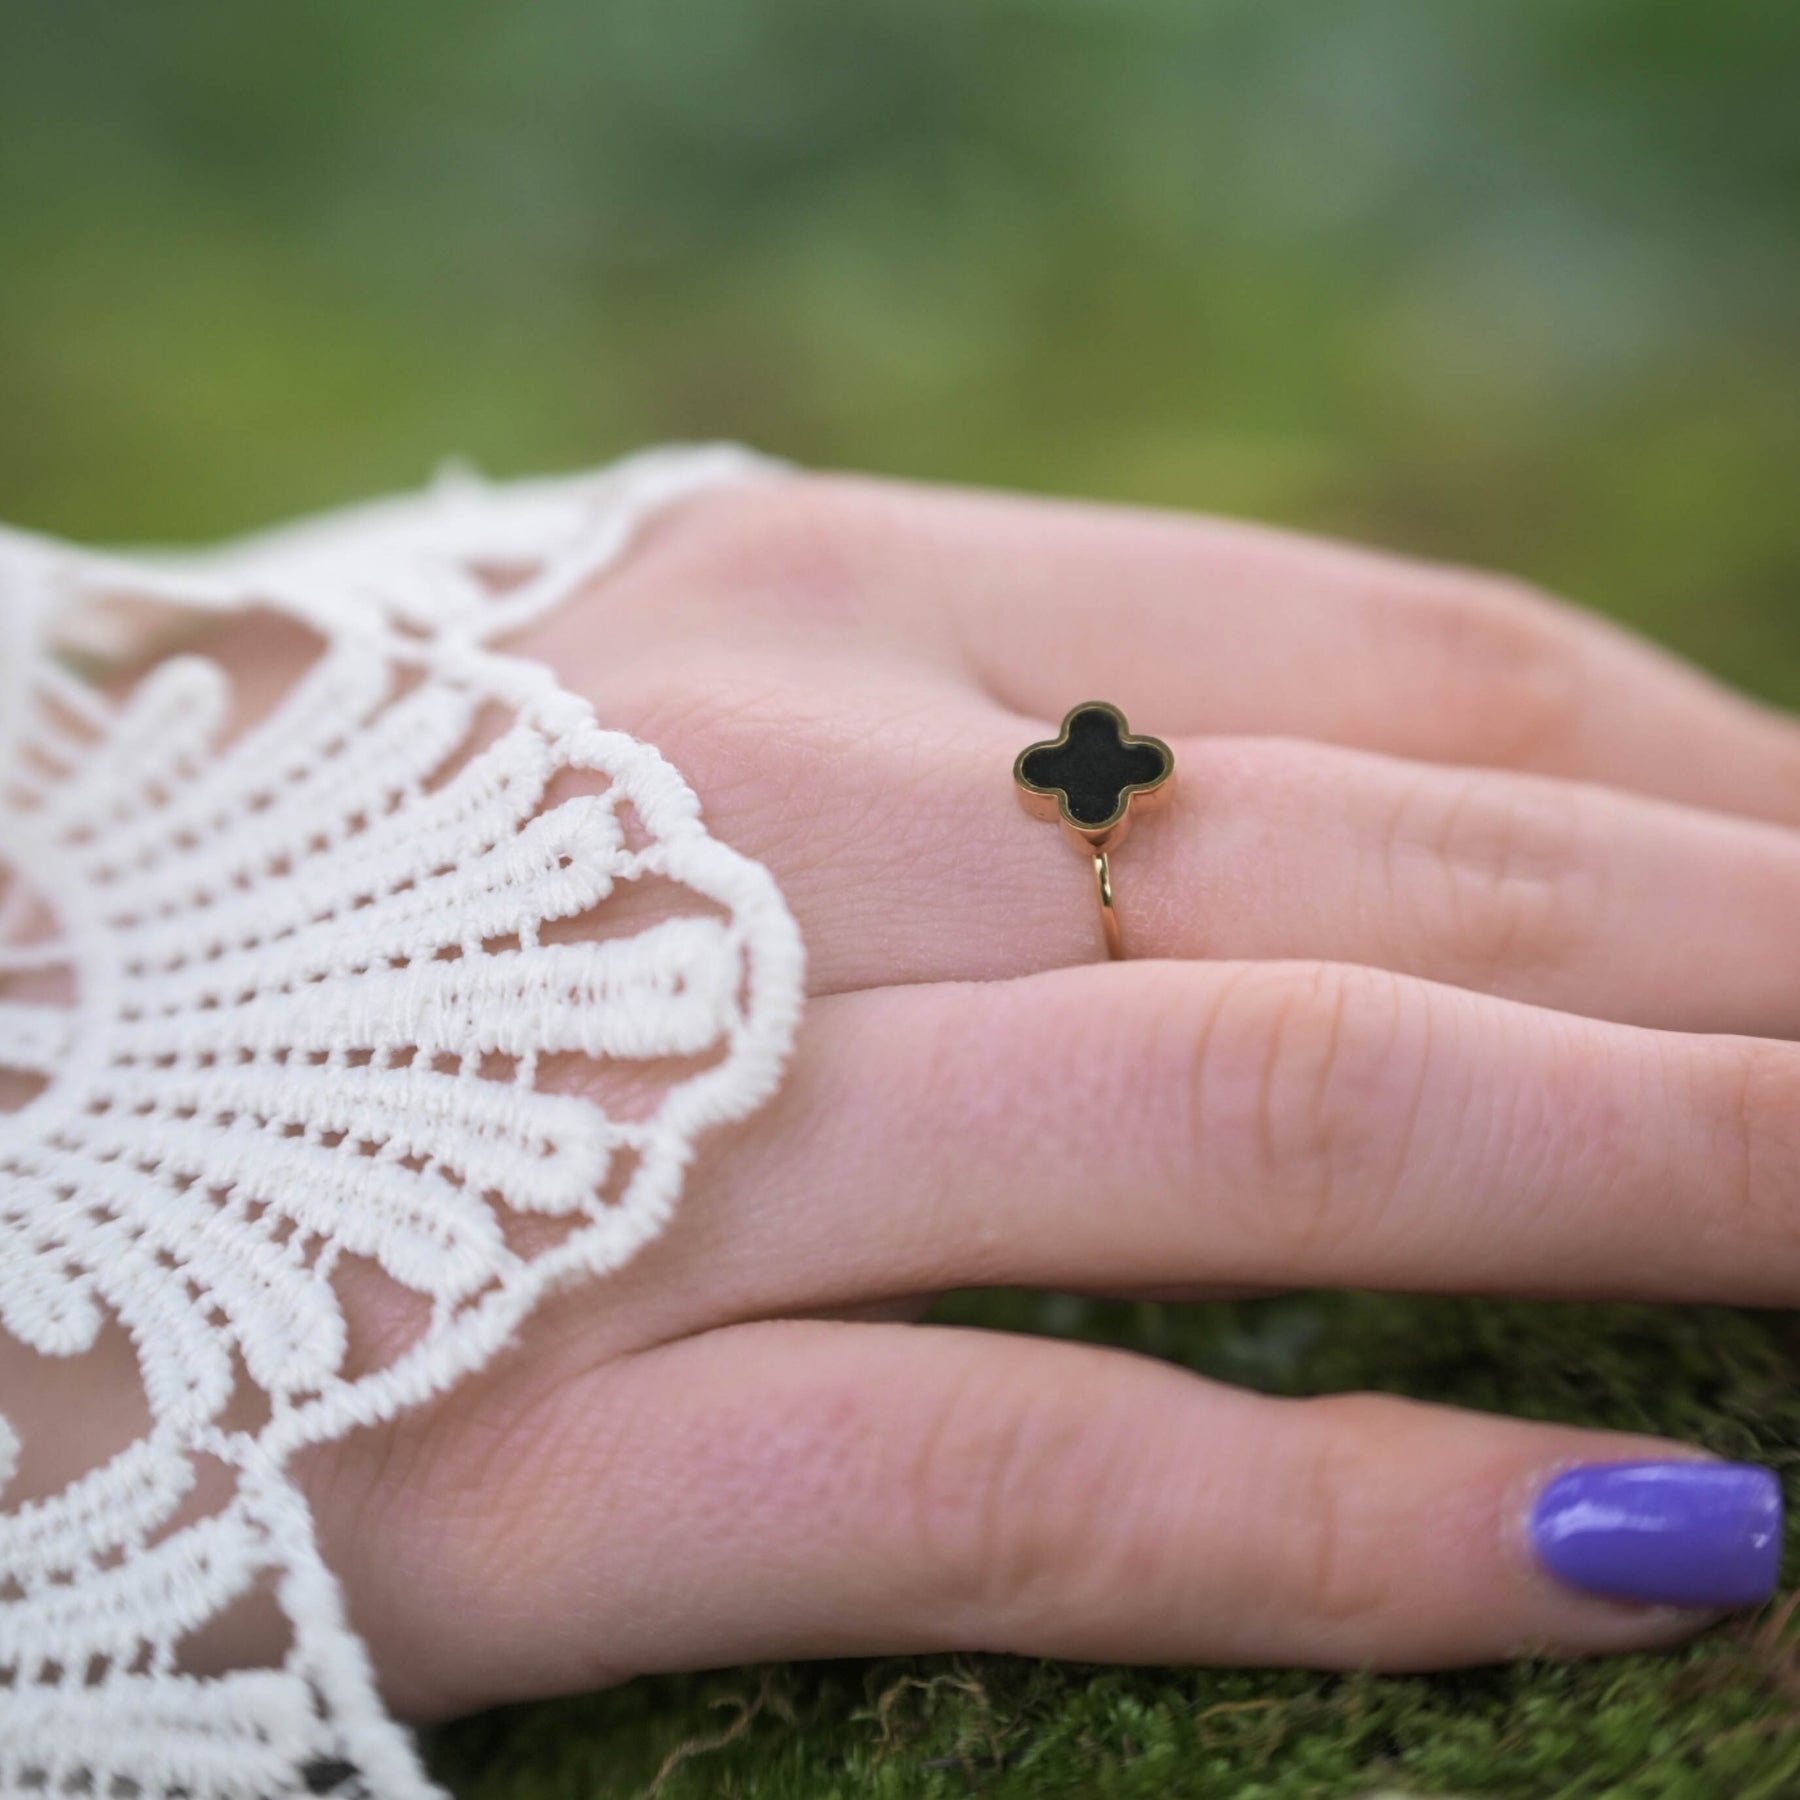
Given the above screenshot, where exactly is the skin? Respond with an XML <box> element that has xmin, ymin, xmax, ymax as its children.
<box><xmin>14</xmin><ymin>468</ymin><xmax>1800</xmax><ymax>1720</ymax></box>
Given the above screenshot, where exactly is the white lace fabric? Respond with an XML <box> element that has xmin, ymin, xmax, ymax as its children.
<box><xmin>0</xmin><ymin>449</ymin><xmax>808</xmax><ymax>1797</ymax></box>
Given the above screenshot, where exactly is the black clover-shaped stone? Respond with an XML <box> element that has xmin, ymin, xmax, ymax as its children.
<box><xmin>1014</xmin><ymin>701</ymin><xmax>1174</xmax><ymax>844</ymax></box>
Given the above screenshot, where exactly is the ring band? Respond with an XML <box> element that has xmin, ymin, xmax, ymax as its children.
<box><xmin>1013</xmin><ymin>700</ymin><xmax>1175</xmax><ymax>960</ymax></box>
<box><xmin>1092</xmin><ymin>849</ymin><xmax>1122</xmax><ymax>960</ymax></box>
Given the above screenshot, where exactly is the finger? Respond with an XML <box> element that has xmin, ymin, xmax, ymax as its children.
<box><xmin>644</xmin><ymin>961</ymin><xmax>1800</xmax><ymax>1322</ymax></box>
<box><xmin>1019</xmin><ymin>731</ymin><xmax>1800</xmax><ymax>1035</ymax></box>
<box><xmin>114</xmin><ymin>613</ymin><xmax>1800</xmax><ymax>1032</ymax></box>
<box><xmin>591</xmin><ymin>667</ymin><xmax>1800</xmax><ymax>1029</ymax></box>
<box><xmin>335</xmin><ymin>1318</ymin><xmax>1770</xmax><ymax>1715</ymax></box>
<box><xmin>604</xmin><ymin>473</ymin><xmax>1800</xmax><ymax>826</ymax></box>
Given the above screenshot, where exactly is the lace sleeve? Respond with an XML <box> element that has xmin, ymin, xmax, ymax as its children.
<box><xmin>0</xmin><ymin>446</ymin><xmax>808</xmax><ymax>1798</ymax></box>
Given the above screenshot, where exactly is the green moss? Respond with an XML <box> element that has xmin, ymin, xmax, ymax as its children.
<box><xmin>429</xmin><ymin>1293</ymin><xmax>1800</xmax><ymax>1798</ymax></box>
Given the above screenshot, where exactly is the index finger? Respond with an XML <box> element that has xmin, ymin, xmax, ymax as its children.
<box><xmin>333</xmin><ymin>1318</ymin><xmax>1777</xmax><ymax>1717</ymax></box>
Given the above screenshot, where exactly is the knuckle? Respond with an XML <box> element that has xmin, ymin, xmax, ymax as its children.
<box><xmin>1272</xmin><ymin>1395</ymin><xmax>1398</xmax><ymax>1632</ymax></box>
<box><xmin>1396</xmin><ymin>772</ymin><xmax>1596</xmax><ymax>981</ymax></box>
<box><xmin>1384</xmin><ymin>574</ymin><xmax>1589</xmax><ymax>768</ymax></box>
<box><xmin>647</xmin><ymin>471</ymin><xmax>888</xmax><ymax>624</ymax></box>
<box><xmin>302</xmin><ymin>1399</ymin><xmax>526</xmax><ymax>1715</ymax></box>
<box><xmin>1186</xmin><ymin>963</ymin><xmax>1423</xmax><ymax>1265</ymax></box>
<box><xmin>902</xmin><ymin>1363</ymin><xmax>1129</xmax><ymax>1634</ymax></box>
<box><xmin>1717</xmin><ymin>1042</ymin><xmax>1800</xmax><ymax>1259</ymax></box>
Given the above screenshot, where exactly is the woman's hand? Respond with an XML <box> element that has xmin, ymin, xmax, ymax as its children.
<box><xmin>180</xmin><ymin>474</ymin><xmax>1800</xmax><ymax>1714</ymax></box>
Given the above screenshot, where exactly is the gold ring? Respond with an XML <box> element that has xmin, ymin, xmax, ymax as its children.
<box><xmin>1013</xmin><ymin>700</ymin><xmax>1175</xmax><ymax>961</ymax></box>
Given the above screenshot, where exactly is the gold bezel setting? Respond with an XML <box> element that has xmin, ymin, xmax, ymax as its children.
<box><xmin>1012</xmin><ymin>699</ymin><xmax>1175</xmax><ymax>854</ymax></box>
<box><xmin>1013</xmin><ymin>700</ymin><xmax>1176</xmax><ymax>961</ymax></box>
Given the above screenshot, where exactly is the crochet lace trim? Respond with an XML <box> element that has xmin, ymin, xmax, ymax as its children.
<box><xmin>0</xmin><ymin>448</ymin><xmax>807</xmax><ymax>1797</ymax></box>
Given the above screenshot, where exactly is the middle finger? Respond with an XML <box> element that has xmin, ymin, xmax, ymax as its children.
<box><xmin>655</xmin><ymin>959</ymin><xmax>1800</xmax><ymax>1322</ymax></box>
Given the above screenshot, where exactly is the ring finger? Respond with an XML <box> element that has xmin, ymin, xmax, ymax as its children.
<box><xmin>623</xmin><ymin>670</ymin><xmax>1800</xmax><ymax>1032</ymax></box>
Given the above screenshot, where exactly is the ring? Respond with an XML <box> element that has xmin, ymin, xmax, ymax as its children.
<box><xmin>1013</xmin><ymin>700</ymin><xmax>1176</xmax><ymax>960</ymax></box>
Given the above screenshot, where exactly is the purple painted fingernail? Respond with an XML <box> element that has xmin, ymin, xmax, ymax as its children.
<box><xmin>1528</xmin><ymin>1461</ymin><xmax>1783</xmax><ymax>1608</ymax></box>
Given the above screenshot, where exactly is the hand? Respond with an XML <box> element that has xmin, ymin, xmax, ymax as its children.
<box><xmin>53</xmin><ymin>473</ymin><xmax>1800</xmax><ymax>1718</ymax></box>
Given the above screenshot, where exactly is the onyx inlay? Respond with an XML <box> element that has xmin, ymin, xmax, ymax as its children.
<box><xmin>1015</xmin><ymin>702</ymin><xmax>1173</xmax><ymax>834</ymax></box>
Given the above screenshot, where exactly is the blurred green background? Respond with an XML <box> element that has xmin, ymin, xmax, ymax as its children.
<box><xmin>6</xmin><ymin>2</ymin><xmax>1800</xmax><ymax>1795</ymax></box>
<box><xmin>3</xmin><ymin>0</ymin><xmax>1798</xmax><ymax>694</ymax></box>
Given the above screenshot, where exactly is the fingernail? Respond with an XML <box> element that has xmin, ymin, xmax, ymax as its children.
<box><xmin>1528</xmin><ymin>1460</ymin><xmax>1783</xmax><ymax>1608</ymax></box>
